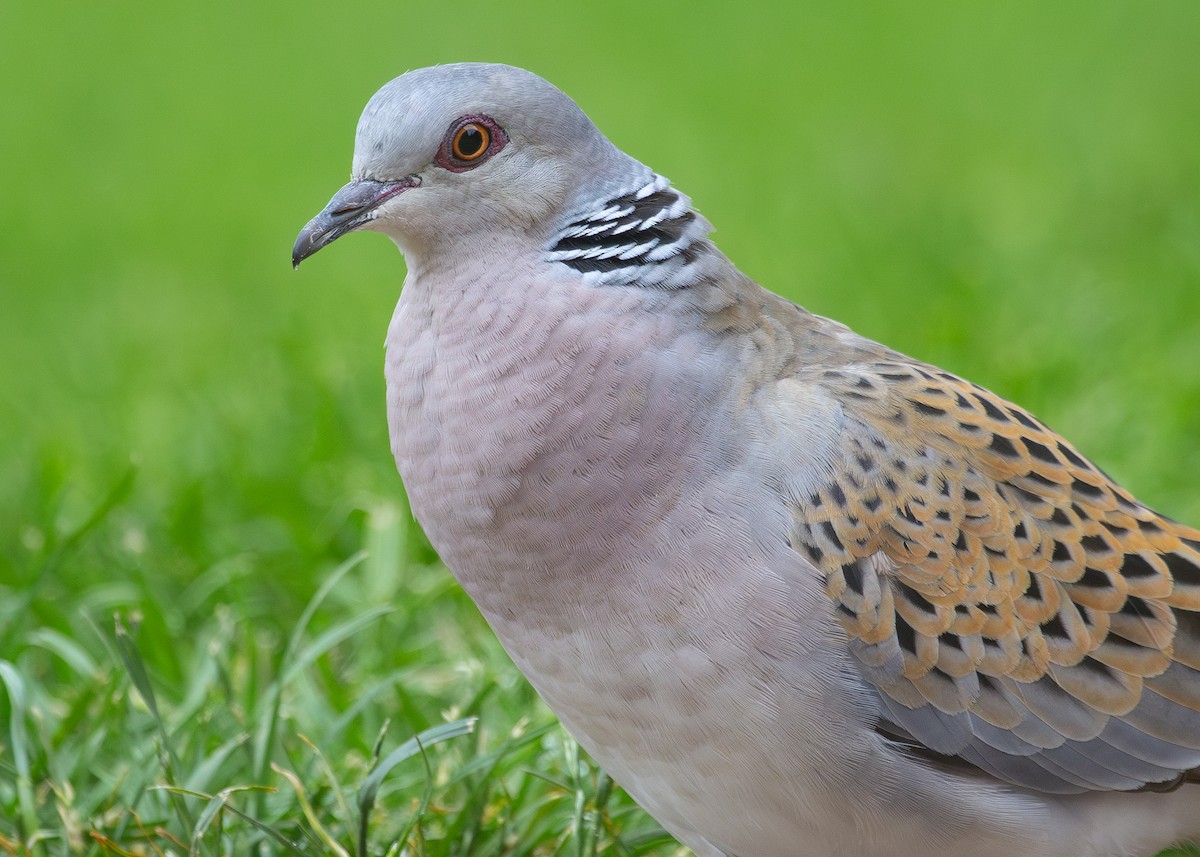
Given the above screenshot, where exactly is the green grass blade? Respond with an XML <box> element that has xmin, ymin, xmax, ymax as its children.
<box><xmin>359</xmin><ymin>717</ymin><xmax>478</xmax><ymax>810</ymax></box>
<box><xmin>22</xmin><ymin>627</ymin><xmax>100</xmax><ymax>679</ymax></box>
<box><xmin>159</xmin><ymin>786</ymin><xmax>308</xmax><ymax>855</ymax></box>
<box><xmin>273</xmin><ymin>763</ymin><xmax>351</xmax><ymax>857</ymax></box>
<box><xmin>251</xmin><ymin>551</ymin><xmax>368</xmax><ymax>785</ymax></box>
<box><xmin>280</xmin><ymin>605</ymin><xmax>393</xmax><ymax>686</ymax></box>
<box><xmin>37</xmin><ymin>465</ymin><xmax>137</xmax><ymax>579</ymax></box>
<box><xmin>0</xmin><ymin>660</ymin><xmax>39</xmax><ymax>847</ymax></box>
<box><xmin>357</xmin><ymin>717</ymin><xmax>477</xmax><ymax>855</ymax></box>
<box><xmin>298</xmin><ymin>734</ymin><xmax>357</xmax><ymax>856</ymax></box>
<box><xmin>112</xmin><ymin>614</ymin><xmax>196</xmax><ymax>835</ymax></box>
<box><xmin>186</xmin><ymin>784</ymin><xmax>272</xmax><ymax>857</ymax></box>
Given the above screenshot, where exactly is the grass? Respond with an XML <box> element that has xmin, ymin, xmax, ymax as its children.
<box><xmin>2</xmin><ymin>0</ymin><xmax>1200</xmax><ymax>854</ymax></box>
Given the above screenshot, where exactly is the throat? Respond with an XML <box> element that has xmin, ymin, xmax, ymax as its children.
<box><xmin>546</xmin><ymin>174</ymin><xmax>712</xmax><ymax>288</ymax></box>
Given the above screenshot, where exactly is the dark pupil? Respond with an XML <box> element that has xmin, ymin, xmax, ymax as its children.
<box><xmin>458</xmin><ymin>127</ymin><xmax>484</xmax><ymax>157</ymax></box>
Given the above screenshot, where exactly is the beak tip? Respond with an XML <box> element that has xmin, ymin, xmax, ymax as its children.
<box><xmin>293</xmin><ymin>177</ymin><xmax>412</xmax><ymax>271</ymax></box>
<box><xmin>291</xmin><ymin>230</ymin><xmax>321</xmax><ymax>269</ymax></box>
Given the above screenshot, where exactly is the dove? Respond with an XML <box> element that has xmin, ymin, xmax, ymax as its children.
<box><xmin>293</xmin><ymin>63</ymin><xmax>1200</xmax><ymax>857</ymax></box>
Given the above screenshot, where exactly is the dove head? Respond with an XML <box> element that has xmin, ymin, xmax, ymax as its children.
<box><xmin>293</xmin><ymin>63</ymin><xmax>637</xmax><ymax>266</ymax></box>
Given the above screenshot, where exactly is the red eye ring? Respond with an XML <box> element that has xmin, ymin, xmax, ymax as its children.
<box><xmin>437</xmin><ymin>115</ymin><xmax>507</xmax><ymax>172</ymax></box>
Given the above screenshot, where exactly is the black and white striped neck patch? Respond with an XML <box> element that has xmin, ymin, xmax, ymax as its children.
<box><xmin>547</xmin><ymin>175</ymin><xmax>708</xmax><ymax>287</ymax></box>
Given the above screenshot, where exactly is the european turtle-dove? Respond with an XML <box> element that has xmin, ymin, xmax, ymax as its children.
<box><xmin>294</xmin><ymin>63</ymin><xmax>1200</xmax><ymax>857</ymax></box>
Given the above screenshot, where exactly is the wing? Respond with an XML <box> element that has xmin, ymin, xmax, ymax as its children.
<box><xmin>790</xmin><ymin>359</ymin><xmax>1200</xmax><ymax>793</ymax></box>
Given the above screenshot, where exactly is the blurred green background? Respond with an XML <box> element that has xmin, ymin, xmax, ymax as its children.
<box><xmin>2</xmin><ymin>0</ymin><xmax>1199</xmax><ymax>854</ymax></box>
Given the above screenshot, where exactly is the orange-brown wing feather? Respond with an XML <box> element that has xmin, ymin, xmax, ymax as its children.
<box><xmin>790</xmin><ymin>360</ymin><xmax>1200</xmax><ymax>792</ymax></box>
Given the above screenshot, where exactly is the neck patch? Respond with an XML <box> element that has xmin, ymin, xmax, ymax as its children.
<box><xmin>547</xmin><ymin>175</ymin><xmax>709</xmax><ymax>287</ymax></box>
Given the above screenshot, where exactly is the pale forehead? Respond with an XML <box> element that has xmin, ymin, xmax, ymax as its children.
<box><xmin>352</xmin><ymin>63</ymin><xmax>599</xmax><ymax>178</ymax></box>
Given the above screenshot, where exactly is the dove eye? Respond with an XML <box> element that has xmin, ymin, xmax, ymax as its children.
<box><xmin>453</xmin><ymin>123</ymin><xmax>488</xmax><ymax>159</ymax></box>
<box><xmin>437</xmin><ymin>115</ymin><xmax>507</xmax><ymax>172</ymax></box>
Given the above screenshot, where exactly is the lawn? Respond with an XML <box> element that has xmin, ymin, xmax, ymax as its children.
<box><xmin>2</xmin><ymin>1</ymin><xmax>1200</xmax><ymax>854</ymax></box>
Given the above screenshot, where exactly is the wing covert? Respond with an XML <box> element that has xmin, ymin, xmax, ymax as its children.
<box><xmin>788</xmin><ymin>359</ymin><xmax>1200</xmax><ymax>793</ymax></box>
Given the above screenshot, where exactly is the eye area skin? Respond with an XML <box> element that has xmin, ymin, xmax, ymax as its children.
<box><xmin>436</xmin><ymin>115</ymin><xmax>508</xmax><ymax>172</ymax></box>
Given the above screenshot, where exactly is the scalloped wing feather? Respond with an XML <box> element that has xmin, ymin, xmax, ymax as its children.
<box><xmin>791</xmin><ymin>359</ymin><xmax>1200</xmax><ymax>793</ymax></box>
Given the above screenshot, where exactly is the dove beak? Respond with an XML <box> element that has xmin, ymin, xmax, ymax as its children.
<box><xmin>292</xmin><ymin>177</ymin><xmax>418</xmax><ymax>268</ymax></box>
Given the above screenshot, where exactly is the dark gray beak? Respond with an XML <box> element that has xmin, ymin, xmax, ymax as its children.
<box><xmin>292</xmin><ymin>178</ymin><xmax>417</xmax><ymax>268</ymax></box>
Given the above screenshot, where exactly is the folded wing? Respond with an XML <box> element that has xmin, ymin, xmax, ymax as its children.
<box><xmin>790</xmin><ymin>359</ymin><xmax>1200</xmax><ymax>793</ymax></box>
